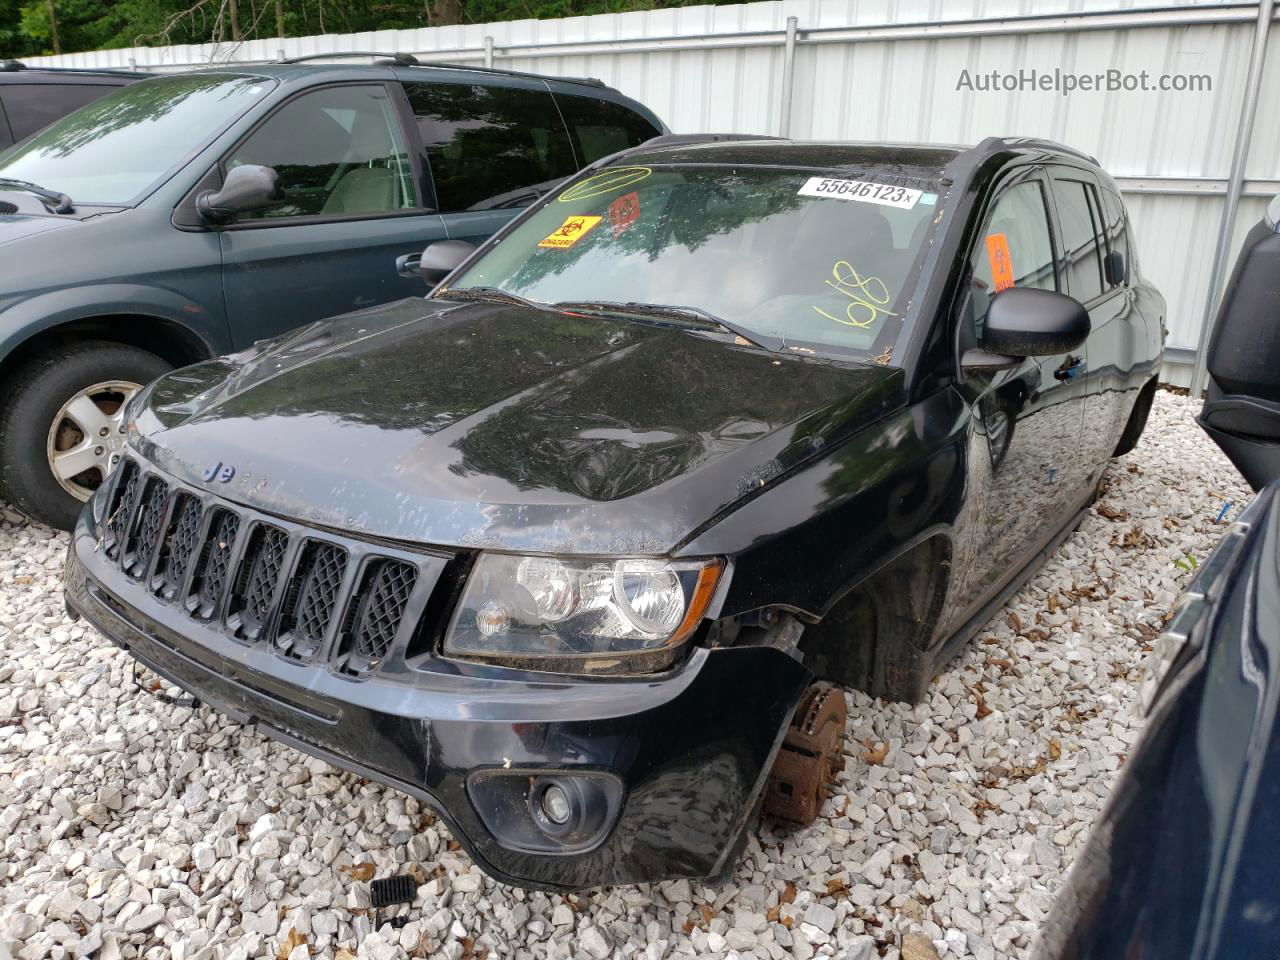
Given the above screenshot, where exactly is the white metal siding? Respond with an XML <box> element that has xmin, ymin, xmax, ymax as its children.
<box><xmin>21</xmin><ymin>0</ymin><xmax>1278</xmax><ymax>383</ymax></box>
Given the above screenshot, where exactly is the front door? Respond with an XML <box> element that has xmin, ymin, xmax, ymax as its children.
<box><xmin>218</xmin><ymin>82</ymin><xmax>446</xmax><ymax>347</ymax></box>
<box><xmin>949</xmin><ymin>167</ymin><xmax>1091</xmax><ymax>619</ymax></box>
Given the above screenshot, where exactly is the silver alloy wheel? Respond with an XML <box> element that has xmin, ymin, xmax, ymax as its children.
<box><xmin>45</xmin><ymin>380</ymin><xmax>141</xmax><ymax>502</ymax></box>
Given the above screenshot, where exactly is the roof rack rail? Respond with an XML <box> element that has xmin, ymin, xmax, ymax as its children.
<box><xmin>270</xmin><ymin>51</ymin><xmax>604</xmax><ymax>88</ymax></box>
<box><xmin>995</xmin><ymin>136</ymin><xmax>1099</xmax><ymax>166</ymax></box>
<box><xmin>2</xmin><ymin>60</ymin><xmax>26</xmax><ymax>72</ymax></box>
<box><xmin>273</xmin><ymin>50</ymin><xmax>606</xmax><ymax>88</ymax></box>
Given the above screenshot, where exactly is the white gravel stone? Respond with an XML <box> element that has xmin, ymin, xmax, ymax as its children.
<box><xmin>0</xmin><ymin>393</ymin><xmax>1247</xmax><ymax>960</ymax></box>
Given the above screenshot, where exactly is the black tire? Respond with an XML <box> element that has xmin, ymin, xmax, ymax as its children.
<box><xmin>0</xmin><ymin>342</ymin><xmax>171</xmax><ymax>530</ymax></box>
<box><xmin>1113</xmin><ymin>378</ymin><xmax>1158</xmax><ymax>457</ymax></box>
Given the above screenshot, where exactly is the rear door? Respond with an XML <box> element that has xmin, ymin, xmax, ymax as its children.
<box><xmin>1046</xmin><ymin>168</ymin><xmax>1140</xmax><ymax>474</ymax></box>
<box><xmin>217</xmin><ymin>82</ymin><xmax>447</xmax><ymax>346</ymax></box>
<box><xmin>402</xmin><ymin>77</ymin><xmax>580</xmax><ymax>245</ymax></box>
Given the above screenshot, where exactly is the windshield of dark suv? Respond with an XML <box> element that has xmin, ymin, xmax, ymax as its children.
<box><xmin>0</xmin><ymin>73</ymin><xmax>273</xmax><ymax>205</ymax></box>
<box><xmin>448</xmin><ymin>164</ymin><xmax>945</xmax><ymax>361</ymax></box>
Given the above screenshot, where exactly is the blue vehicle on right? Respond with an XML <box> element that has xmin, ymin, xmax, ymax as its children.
<box><xmin>1034</xmin><ymin>196</ymin><xmax>1280</xmax><ymax>958</ymax></box>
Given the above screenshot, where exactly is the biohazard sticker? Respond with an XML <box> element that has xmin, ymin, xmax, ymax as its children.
<box><xmin>985</xmin><ymin>233</ymin><xmax>1015</xmax><ymax>292</ymax></box>
<box><xmin>608</xmin><ymin>191</ymin><xmax>640</xmax><ymax>237</ymax></box>
<box><xmin>539</xmin><ymin>215</ymin><xmax>603</xmax><ymax>249</ymax></box>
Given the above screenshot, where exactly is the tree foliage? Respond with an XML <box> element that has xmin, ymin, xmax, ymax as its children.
<box><xmin>1</xmin><ymin>0</ymin><xmax>723</xmax><ymax>58</ymax></box>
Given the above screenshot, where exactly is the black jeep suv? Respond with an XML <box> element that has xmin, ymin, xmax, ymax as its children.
<box><xmin>65</xmin><ymin>136</ymin><xmax>1165</xmax><ymax>889</ymax></box>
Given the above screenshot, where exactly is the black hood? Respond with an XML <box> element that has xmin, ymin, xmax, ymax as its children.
<box><xmin>132</xmin><ymin>297</ymin><xmax>904</xmax><ymax>554</ymax></box>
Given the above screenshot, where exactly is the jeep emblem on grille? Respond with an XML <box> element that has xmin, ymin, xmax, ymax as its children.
<box><xmin>202</xmin><ymin>461</ymin><xmax>236</xmax><ymax>483</ymax></box>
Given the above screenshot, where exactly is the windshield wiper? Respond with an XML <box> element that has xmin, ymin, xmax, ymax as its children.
<box><xmin>437</xmin><ymin>286</ymin><xmax>553</xmax><ymax>311</ymax></box>
<box><xmin>555</xmin><ymin>300</ymin><xmax>775</xmax><ymax>351</ymax></box>
<box><xmin>0</xmin><ymin>178</ymin><xmax>73</xmax><ymax>213</ymax></box>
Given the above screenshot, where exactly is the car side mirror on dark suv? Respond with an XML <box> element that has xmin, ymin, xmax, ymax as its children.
<box><xmin>964</xmin><ymin>287</ymin><xmax>1091</xmax><ymax>373</ymax></box>
<box><xmin>196</xmin><ymin>165</ymin><xmax>281</xmax><ymax>223</ymax></box>
<box><xmin>397</xmin><ymin>240</ymin><xmax>477</xmax><ymax>284</ymax></box>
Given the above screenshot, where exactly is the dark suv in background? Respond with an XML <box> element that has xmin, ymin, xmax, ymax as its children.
<box><xmin>0</xmin><ymin>56</ymin><xmax>664</xmax><ymax>529</ymax></box>
<box><xmin>0</xmin><ymin>61</ymin><xmax>150</xmax><ymax>149</ymax></box>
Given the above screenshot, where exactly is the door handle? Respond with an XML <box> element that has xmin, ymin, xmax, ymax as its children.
<box><xmin>1053</xmin><ymin>356</ymin><xmax>1085</xmax><ymax>381</ymax></box>
<box><xmin>395</xmin><ymin>252</ymin><xmax>422</xmax><ymax>279</ymax></box>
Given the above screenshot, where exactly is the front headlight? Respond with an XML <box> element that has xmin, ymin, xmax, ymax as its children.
<box><xmin>444</xmin><ymin>553</ymin><xmax>724</xmax><ymax>674</ymax></box>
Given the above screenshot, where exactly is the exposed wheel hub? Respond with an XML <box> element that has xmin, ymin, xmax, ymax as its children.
<box><xmin>763</xmin><ymin>681</ymin><xmax>848</xmax><ymax>825</ymax></box>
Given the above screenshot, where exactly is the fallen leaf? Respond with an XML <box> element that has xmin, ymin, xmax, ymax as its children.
<box><xmin>859</xmin><ymin>740</ymin><xmax>889</xmax><ymax>765</ymax></box>
<box><xmin>405</xmin><ymin>861</ymin><xmax>427</xmax><ymax>885</ymax></box>
<box><xmin>1096</xmin><ymin>503</ymin><xmax>1128</xmax><ymax>521</ymax></box>
<box><xmin>1048</xmin><ymin>739</ymin><xmax>1062</xmax><ymax>761</ymax></box>
<box><xmin>682</xmin><ymin>918</ymin><xmax>696</xmax><ymax>934</ymax></box>
<box><xmin>342</xmin><ymin>862</ymin><xmax>375</xmax><ymax>881</ymax></box>
<box><xmin>1005</xmin><ymin>612</ymin><xmax>1022</xmax><ymax>634</ymax></box>
<box><xmin>1047</xmin><ymin>593</ymin><xmax>1060</xmax><ymax>613</ymax></box>
<box><xmin>699</xmin><ymin>904</ymin><xmax>714</xmax><ymax>926</ymax></box>
<box><xmin>781</xmin><ymin>916</ymin><xmax>794</xmax><ymax>929</ymax></box>
<box><xmin>766</xmin><ymin>905</ymin><xmax>780</xmax><ymax>923</ymax></box>
<box><xmin>277</xmin><ymin>927</ymin><xmax>307</xmax><ymax>960</ymax></box>
<box><xmin>781</xmin><ymin>882</ymin><xmax>796</xmax><ymax>904</ymax></box>
<box><xmin>336</xmin><ymin>951</ymin><xmax>356</xmax><ymax>960</ymax></box>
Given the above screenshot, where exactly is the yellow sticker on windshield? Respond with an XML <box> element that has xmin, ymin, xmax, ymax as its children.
<box><xmin>539</xmin><ymin>215</ymin><xmax>604</xmax><ymax>249</ymax></box>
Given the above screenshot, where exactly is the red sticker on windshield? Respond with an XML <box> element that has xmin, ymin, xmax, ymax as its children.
<box><xmin>608</xmin><ymin>191</ymin><xmax>640</xmax><ymax>237</ymax></box>
<box><xmin>985</xmin><ymin>233</ymin><xmax>1016</xmax><ymax>292</ymax></box>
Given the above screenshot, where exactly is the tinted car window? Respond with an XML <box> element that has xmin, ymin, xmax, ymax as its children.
<box><xmin>1</xmin><ymin>82</ymin><xmax>121</xmax><ymax>142</ymax></box>
<box><xmin>225</xmin><ymin>84</ymin><xmax>415</xmax><ymax>220</ymax></box>
<box><xmin>405</xmin><ymin>81</ymin><xmax>577</xmax><ymax>213</ymax></box>
<box><xmin>1054</xmin><ymin>178</ymin><xmax>1106</xmax><ymax>302</ymax></box>
<box><xmin>554</xmin><ymin>93</ymin><xmax>660</xmax><ymax>163</ymax></box>
<box><xmin>1100</xmin><ymin>187</ymin><xmax>1130</xmax><ymax>286</ymax></box>
<box><xmin>967</xmin><ymin>179</ymin><xmax>1057</xmax><ymax>336</ymax></box>
<box><xmin>0</xmin><ymin>74</ymin><xmax>273</xmax><ymax>204</ymax></box>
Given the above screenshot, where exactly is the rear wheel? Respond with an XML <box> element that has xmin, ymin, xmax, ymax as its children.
<box><xmin>0</xmin><ymin>342</ymin><xmax>171</xmax><ymax>530</ymax></box>
<box><xmin>1113</xmin><ymin>378</ymin><xmax>1158</xmax><ymax>457</ymax></box>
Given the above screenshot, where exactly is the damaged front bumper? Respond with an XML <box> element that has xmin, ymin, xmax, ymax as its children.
<box><xmin>65</xmin><ymin>490</ymin><xmax>810</xmax><ymax>890</ymax></box>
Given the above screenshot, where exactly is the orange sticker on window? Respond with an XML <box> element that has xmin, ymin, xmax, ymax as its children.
<box><xmin>608</xmin><ymin>191</ymin><xmax>641</xmax><ymax>237</ymax></box>
<box><xmin>985</xmin><ymin>233</ymin><xmax>1015</xmax><ymax>292</ymax></box>
<box><xmin>539</xmin><ymin>215</ymin><xmax>603</xmax><ymax>249</ymax></box>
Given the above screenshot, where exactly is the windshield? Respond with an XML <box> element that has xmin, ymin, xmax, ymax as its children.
<box><xmin>448</xmin><ymin>164</ymin><xmax>945</xmax><ymax>361</ymax></box>
<box><xmin>0</xmin><ymin>73</ymin><xmax>273</xmax><ymax>205</ymax></box>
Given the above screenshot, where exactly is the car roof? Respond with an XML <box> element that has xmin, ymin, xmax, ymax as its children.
<box><xmin>191</xmin><ymin>57</ymin><xmax>611</xmax><ymax>91</ymax></box>
<box><xmin>0</xmin><ymin>61</ymin><xmax>153</xmax><ymax>82</ymax></box>
<box><xmin>615</xmin><ymin>135</ymin><xmax>1099</xmax><ymax>176</ymax></box>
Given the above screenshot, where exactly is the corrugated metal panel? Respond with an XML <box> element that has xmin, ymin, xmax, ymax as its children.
<box><xmin>17</xmin><ymin>0</ymin><xmax>1278</xmax><ymax>384</ymax></box>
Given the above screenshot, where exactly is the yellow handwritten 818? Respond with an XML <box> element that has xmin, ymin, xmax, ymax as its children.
<box><xmin>814</xmin><ymin>260</ymin><xmax>897</xmax><ymax>329</ymax></box>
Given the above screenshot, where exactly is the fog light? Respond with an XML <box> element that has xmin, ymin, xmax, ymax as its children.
<box><xmin>541</xmin><ymin>783</ymin><xmax>572</xmax><ymax>825</ymax></box>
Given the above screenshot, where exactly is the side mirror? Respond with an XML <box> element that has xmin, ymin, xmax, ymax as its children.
<box><xmin>396</xmin><ymin>239</ymin><xmax>477</xmax><ymax>283</ymax></box>
<box><xmin>981</xmin><ymin>287</ymin><xmax>1090</xmax><ymax>358</ymax></box>
<box><xmin>1104</xmin><ymin>250</ymin><xmax>1127</xmax><ymax>287</ymax></box>
<box><xmin>197</xmin><ymin>165</ymin><xmax>281</xmax><ymax>223</ymax></box>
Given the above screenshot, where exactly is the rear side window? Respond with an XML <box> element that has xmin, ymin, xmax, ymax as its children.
<box><xmin>1</xmin><ymin>83</ymin><xmax>121</xmax><ymax>142</ymax></box>
<box><xmin>1100</xmin><ymin>188</ymin><xmax>1131</xmax><ymax>286</ymax></box>
<box><xmin>1053</xmin><ymin>177</ymin><xmax>1106</xmax><ymax>302</ymax></box>
<box><xmin>554</xmin><ymin>93</ymin><xmax>660</xmax><ymax>164</ymax></box>
<box><xmin>405</xmin><ymin>81</ymin><xmax>577</xmax><ymax>213</ymax></box>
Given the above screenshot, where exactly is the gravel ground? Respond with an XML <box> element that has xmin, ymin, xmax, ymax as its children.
<box><xmin>0</xmin><ymin>391</ymin><xmax>1252</xmax><ymax>960</ymax></box>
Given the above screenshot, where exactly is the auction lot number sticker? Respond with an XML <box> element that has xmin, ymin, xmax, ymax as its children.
<box><xmin>798</xmin><ymin>177</ymin><xmax>922</xmax><ymax>209</ymax></box>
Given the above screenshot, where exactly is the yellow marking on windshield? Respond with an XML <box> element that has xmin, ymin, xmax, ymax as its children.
<box><xmin>813</xmin><ymin>260</ymin><xmax>897</xmax><ymax>329</ymax></box>
<box><xmin>558</xmin><ymin>166</ymin><xmax>653</xmax><ymax>202</ymax></box>
<box><xmin>539</xmin><ymin>215</ymin><xmax>603</xmax><ymax>249</ymax></box>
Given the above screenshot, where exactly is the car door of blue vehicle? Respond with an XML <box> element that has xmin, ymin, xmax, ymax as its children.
<box><xmin>217</xmin><ymin>82</ymin><xmax>446</xmax><ymax>346</ymax></box>
<box><xmin>947</xmin><ymin>166</ymin><xmax>1091</xmax><ymax>622</ymax></box>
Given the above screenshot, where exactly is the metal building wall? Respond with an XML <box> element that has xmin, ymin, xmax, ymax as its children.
<box><xmin>23</xmin><ymin>0</ymin><xmax>1278</xmax><ymax>386</ymax></box>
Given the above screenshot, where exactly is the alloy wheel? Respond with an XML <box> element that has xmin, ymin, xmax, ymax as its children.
<box><xmin>45</xmin><ymin>380</ymin><xmax>140</xmax><ymax>502</ymax></box>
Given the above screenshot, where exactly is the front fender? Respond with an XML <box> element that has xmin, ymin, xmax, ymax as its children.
<box><xmin>679</xmin><ymin>388</ymin><xmax>968</xmax><ymax>619</ymax></box>
<box><xmin>0</xmin><ymin>282</ymin><xmax>225</xmax><ymax>365</ymax></box>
